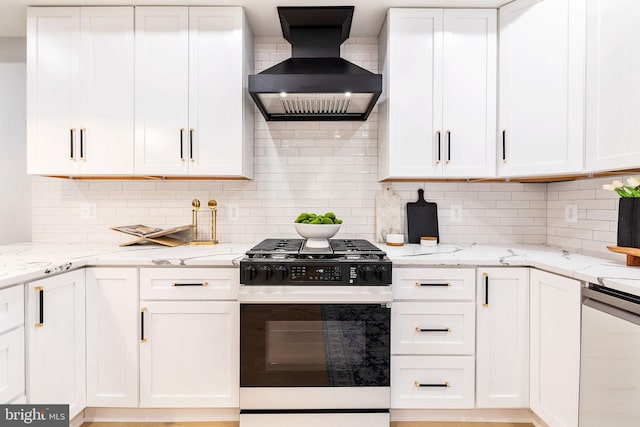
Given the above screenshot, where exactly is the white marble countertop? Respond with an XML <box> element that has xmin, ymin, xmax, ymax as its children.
<box><xmin>1</xmin><ymin>241</ymin><xmax>639</xmax><ymax>297</ymax></box>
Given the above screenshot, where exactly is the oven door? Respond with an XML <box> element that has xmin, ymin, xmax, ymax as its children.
<box><xmin>240</xmin><ymin>303</ymin><xmax>391</xmax><ymax>410</ymax></box>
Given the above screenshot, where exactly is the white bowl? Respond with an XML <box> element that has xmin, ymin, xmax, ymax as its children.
<box><xmin>294</xmin><ymin>223</ymin><xmax>341</xmax><ymax>247</ymax></box>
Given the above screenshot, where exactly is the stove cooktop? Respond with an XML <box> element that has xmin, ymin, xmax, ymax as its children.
<box><xmin>245</xmin><ymin>238</ymin><xmax>387</xmax><ymax>260</ymax></box>
<box><xmin>240</xmin><ymin>238</ymin><xmax>392</xmax><ymax>285</ymax></box>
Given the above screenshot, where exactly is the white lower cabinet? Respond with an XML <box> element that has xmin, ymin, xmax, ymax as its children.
<box><xmin>86</xmin><ymin>267</ymin><xmax>139</xmax><ymax>407</ymax></box>
<box><xmin>0</xmin><ymin>285</ymin><xmax>25</xmax><ymax>404</ymax></box>
<box><xmin>26</xmin><ymin>270</ymin><xmax>86</xmax><ymax>419</ymax></box>
<box><xmin>530</xmin><ymin>269</ymin><xmax>581</xmax><ymax>427</ymax></box>
<box><xmin>139</xmin><ymin>300</ymin><xmax>239</xmax><ymax>407</ymax></box>
<box><xmin>391</xmin><ymin>267</ymin><xmax>476</xmax><ymax>410</ymax></box>
<box><xmin>476</xmin><ymin>268</ymin><xmax>529</xmax><ymax>408</ymax></box>
<box><xmin>392</xmin><ymin>355</ymin><xmax>475</xmax><ymax>408</ymax></box>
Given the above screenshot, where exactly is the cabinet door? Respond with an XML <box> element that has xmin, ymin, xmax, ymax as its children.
<box><xmin>498</xmin><ymin>0</ymin><xmax>585</xmax><ymax>177</ymax></box>
<box><xmin>78</xmin><ymin>7</ymin><xmax>134</xmax><ymax>175</ymax></box>
<box><xmin>442</xmin><ymin>9</ymin><xmax>496</xmax><ymax>178</ymax></box>
<box><xmin>86</xmin><ymin>268</ymin><xmax>138</xmax><ymax>407</ymax></box>
<box><xmin>585</xmin><ymin>0</ymin><xmax>640</xmax><ymax>172</ymax></box>
<box><xmin>0</xmin><ymin>328</ymin><xmax>25</xmax><ymax>404</ymax></box>
<box><xmin>135</xmin><ymin>7</ymin><xmax>189</xmax><ymax>175</ymax></box>
<box><xmin>188</xmin><ymin>7</ymin><xmax>245</xmax><ymax>176</ymax></box>
<box><xmin>383</xmin><ymin>9</ymin><xmax>443</xmax><ymax>178</ymax></box>
<box><xmin>140</xmin><ymin>301</ymin><xmax>239</xmax><ymax>407</ymax></box>
<box><xmin>476</xmin><ymin>268</ymin><xmax>529</xmax><ymax>408</ymax></box>
<box><xmin>26</xmin><ymin>7</ymin><xmax>81</xmax><ymax>175</ymax></box>
<box><xmin>530</xmin><ymin>269</ymin><xmax>580</xmax><ymax>427</ymax></box>
<box><xmin>26</xmin><ymin>270</ymin><xmax>85</xmax><ymax>419</ymax></box>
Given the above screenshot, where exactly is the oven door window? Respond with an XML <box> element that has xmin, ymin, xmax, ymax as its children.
<box><xmin>241</xmin><ymin>304</ymin><xmax>390</xmax><ymax>387</ymax></box>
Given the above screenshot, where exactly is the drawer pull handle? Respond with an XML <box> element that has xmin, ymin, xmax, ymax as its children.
<box><xmin>140</xmin><ymin>307</ymin><xmax>147</xmax><ymax>343</ymax></box>
<box><xmin>415</xmin><ymin>282</ymin><xmax>450</xmax><ymax>287</ymax></box>
<box><xmin>414</xmin><ymin>381</ymin><xmax>450</xmax><ymax>388</ymax></box>
<box><xmin>416</xmin><ymin>327</ymin><xmax>450</xmax><ymax>333</ymax></box>
<box><xmin>483</xmin><ymin>272</ymin><xmax>489</xmax><ymax>307</ymax></box>
<box><xmin>172</xmin><ymin>282</ymin><xmax>209</xmax><ymax>287</ymax></box>
<box><xmin>35</xmin><ymin>286</ymin><xmax>44</xmax><ymax>327</ymax></box>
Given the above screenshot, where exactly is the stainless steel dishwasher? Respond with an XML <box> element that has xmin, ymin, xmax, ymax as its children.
<box><xmin>579</xmin><ymin>283</ymin><xmax>640</xmax><ymax>427</ymax></box>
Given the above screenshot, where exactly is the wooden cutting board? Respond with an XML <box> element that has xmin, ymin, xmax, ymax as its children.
<box><xmin>375</xmin><ymin>185</ymin><xmax>401</xmax><ymax>243</ymax></box>
<box><xmin>406</xmin><ymin>189</ymin><xmax>439</xmax><ymax>244</ymax></box>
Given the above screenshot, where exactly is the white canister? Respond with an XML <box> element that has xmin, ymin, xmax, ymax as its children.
<box><xmin>420</xmin><ymin>236</ymin><xmax>438</xmax><ymax>247</ymax></box>
<box><xmin>386</xmin><ymin>233</ymin><xmax>404</xmax><ymax>246</ymax></box>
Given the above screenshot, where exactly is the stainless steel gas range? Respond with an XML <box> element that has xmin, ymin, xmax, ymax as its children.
<box><xmin>238</xmin><ymin>239</ymin><xmax>392</xmax><ymax>427</ymax></box>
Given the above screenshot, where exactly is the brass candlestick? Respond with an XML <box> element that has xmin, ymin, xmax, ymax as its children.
<box><xmin>208</xmin><ymin>199</ymin><xmax>219</xmax><ymax>244</ymax></box>
<box><xmin>191</xmin><ymin>199</ymin><xmax>200</xmax><ymax>240</ymax></box>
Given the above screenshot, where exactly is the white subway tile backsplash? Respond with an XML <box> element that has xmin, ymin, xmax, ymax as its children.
<box><xmin>31</xmin><ymin>36</ymin><xmax>628</xmax><ymax>256</ymax></box>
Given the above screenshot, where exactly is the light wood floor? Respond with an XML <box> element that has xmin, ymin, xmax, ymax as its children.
<box><xmin>83</xmin><ymin>422</ymin><xmax>533</xmax><ymax>427</ymax></box>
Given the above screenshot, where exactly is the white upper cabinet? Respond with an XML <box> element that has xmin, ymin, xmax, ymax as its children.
<box><xmin>585</xmin><ymin>0</ymin><xmax>640</xmax><ymax>172</ymax></box>
<box><xmin>27</xmin><ymin>7</ymin><xmax>134</xmax><ymax>176</ymax></box>
<box><xmin>379</xmin><ymin>8</ymin><xmax>496</xmax><ymax>180</ymax></box>
<box><xmin>498</xmin><ymin>0</ymin><xmax>586</xmax><ymax>177</ymax></box>
<box><xmin>135</xmin><ymin>6</ymin><xmax>253</xmax><ymax>178</ymax></box>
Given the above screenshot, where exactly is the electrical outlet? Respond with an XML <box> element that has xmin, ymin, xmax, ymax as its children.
<box><xmin>80</xmin><ymin>203</ymin><xmax>97</xmax><ymax>220</ymax></box>
<box><xmin>565</xmin><ymin>204</ymin><xmax>578</xmax><ymax>223</ymax></box>
<box><xmin>228</xmin><ymin>203</ymin><xmax>240</xmax><ymax>221</ymax></box>
<box><xmin>450</xmin><ymin>205</ymin><xmax>463</xmax><ymax>222</ymax></box>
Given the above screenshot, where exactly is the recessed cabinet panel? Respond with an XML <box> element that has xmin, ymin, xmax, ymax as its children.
<box><xmin>0</xmin><ymin>328</ymin><xmax>24</xmax><ymax>404</ymax></box>
<box><xmin>139</xmin><ymin>301</ymin><xmax>239</xmax><ymax>407</ymax></box>
<box><xmin>379</xmin><ymin>9</ymin><xmax>496</xmax><ymax>180</ymax></box>
<box><xmin>26</xmin><ymin>270</ymin><xmax>86</xmax><ymax>419</ymax></box>
<box><xmin>391</xmin><ymin>355</ymin><xmax>474</xmax><ymax>409</ymax></box>
<box><xmin>392</xmin><ymin>302</ymin><xmax>475</xmax><ymax>355</ymax></box>
<box><xmin>393</xmin><ymin>267</ymin><xmax>475</xmax><ymax>301</ymax></box>
<box><xmin>79</xmin><ymin>7</ymin><xmax>134</xmax><ymax>175</ymax></box>
<box><xmin>26</xmin><ymin>8</ymin><xmax>80</xmax><ymax>175</ymax></box>
<box><xmin>86</xmin><ymin>268</ymin><xmax>139</xmax><ymax>407</ymax></box>
<box><xmin>586</xmin><ymin>0</ymin><xmax>640</xmax><ymax>172</ymax></box>
<box><xmin>442</xmin><ymin>10</ymin><xmax>496</xmax><ymax>177</ymax></box>
<box><xmin>134</xmin><ymin>7</ymin><xmax>190</xmax><ymax>175</ymax></box>
<box><xmin>498</xmin><ymin>0</ymin><xmax>585</xmax><ymax>177</ymax></box>
<box><xmin>476</xmin><ymin>268</ymin><xmax>529</xmax><ymax>408</ymax></box>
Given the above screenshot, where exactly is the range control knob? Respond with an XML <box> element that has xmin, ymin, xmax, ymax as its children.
<box><xmin>259</xmin><ymin>265</ymin><xmax>273</xmax><ymax>281</ymax></box>
<box><xmin>244</xmin><ymin>265</ymin><xmax>258</xmax><ymax>282</ymax></box>
<box><xmin>275</xmin><ymin>265</ymin><xmax>289</xmax><ymax>281</ymax></box>
<box><xmin>358</xmin><ymin>265</ymin><xmax>374</xmax><ymax>282</ymax></box>
<box><xmin>375</xmin><ymin>265</ymin><xmax>388</xmax><ymax>282</ymax></box>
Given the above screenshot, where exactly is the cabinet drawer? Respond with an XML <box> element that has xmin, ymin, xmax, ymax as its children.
<box><xmin>393</xmin><ymin>268</ymin><xmax>475</xmax><ymax>301</ymax></box>
<box><xmin>391</xmin><ymin>355</ymin><xmax>474</xmax><ymax>409</ymax></box>
<box><xmin>0</xmin><ymin>285</ymin><xmax>24</xmax><ymax>333</ymax></box>
<box><xmin>140</xmin><ymin>268</ymin><xmax>238</xmax><ymax>300</ymax></box>
<box><xmin>392</xmin><ymin>302</ymin><xmax>475</xmax><ymax>355</ymax></box>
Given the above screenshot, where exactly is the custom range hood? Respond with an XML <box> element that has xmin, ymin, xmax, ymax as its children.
<box><xmin>248</xmin><ymin>6</ymin><xmax>382</xmax><ymax>121</ymax></box>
